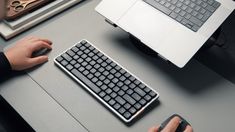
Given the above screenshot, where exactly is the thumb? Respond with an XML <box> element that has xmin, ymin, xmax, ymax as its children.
<box><xmin>148</xmin><ymin>125</ymin><xmax>160</xmax><ymax>132</ymax></box>
<box><xmin>28</xmin><ymin>56</ymin><xmax>48</xmax><ymax>67</ymax></box>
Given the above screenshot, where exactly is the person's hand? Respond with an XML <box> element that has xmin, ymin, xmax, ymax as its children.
<box><xmin>148</xmin><ymin>117</ymin><xmax>193</xmax><ymax>132</ymax></box>
<box><xmin>5</xmin><ymin>36</ymin><xmax>52</xmax><ymax>71</ymax></box>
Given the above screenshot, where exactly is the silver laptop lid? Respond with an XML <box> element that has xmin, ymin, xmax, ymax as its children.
<box><xmin>96</xmin><ymin>0</ymin><xmax>235</xmax><ymax>68</ymax></box>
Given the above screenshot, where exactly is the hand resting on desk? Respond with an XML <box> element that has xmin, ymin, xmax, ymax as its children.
<box><xmin>5</xmin><ymin>36</ymin><xmax>52</xmax><ymax>71</ymax></box>
<box><xmin>148</xmin><ymin>116</ymin><xmax>193</xmax><ymax>132</ymax></box>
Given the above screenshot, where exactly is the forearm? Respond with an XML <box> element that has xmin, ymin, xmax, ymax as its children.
<box><xmin>0</xmin><ymin>52</ymin><xmax>12</xmax><ymax>75</ymax></box>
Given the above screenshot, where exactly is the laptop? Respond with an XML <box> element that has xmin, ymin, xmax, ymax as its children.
<box><xmin>95</xmin><ymin>0</ymin><xmax>235</xmax><ymax>68</ymax></box>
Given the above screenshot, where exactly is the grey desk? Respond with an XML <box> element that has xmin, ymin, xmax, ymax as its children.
<box><xmin>1</xmin><ymin>0</ymin><xmax>235</xmax><ymax>131</ymax></box>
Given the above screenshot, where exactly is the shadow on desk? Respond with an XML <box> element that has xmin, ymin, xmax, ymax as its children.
<box><xmin>0</xmin><ymin>95</ymin><xmax>35</xmax><ymax>132</ymax></box>
<box><xmin>195</xmin><ymin>11</ymin><xmax>235</xmax><ymax>85</ymax></box>
<box><xmin>107</xmin><ymin>33</ymin><xmax>224</xmax><ymax>95</ymax></box>
<box><xmin>105</xmin><ymin>11</ymin><xmax>235</xmax><ymax>95</ymax></box>
<box><xmin>196</xmin><ymin>45</ymin><xmax>235</xmax><ymax>85</ymax></box>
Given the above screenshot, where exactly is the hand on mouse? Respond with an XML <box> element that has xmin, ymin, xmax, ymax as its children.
<box><xmin>5</xmin><ymin>36</ymin><xmax>52</xmax><ymax>71</ymax></box>
<box><xmin>148</xmin><ymin>116</ymin><xmax>193</xmax><ymax>132</ymax></box>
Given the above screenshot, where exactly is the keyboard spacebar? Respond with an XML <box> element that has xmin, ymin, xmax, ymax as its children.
<box><xmin>144</xmin><ymin>0</ymin><xmax>171</xmax><ymax>15</ymax></box>
<box><xmin>71</xmin><ymin>69</ymin><xmax>101</xmax><ymax>93</ymax></box>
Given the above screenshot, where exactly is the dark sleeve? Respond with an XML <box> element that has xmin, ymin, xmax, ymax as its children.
<box><xmin>0</xmin><ymin>52</ymin><xmax>12</xmax><ymax>74</ymax></box>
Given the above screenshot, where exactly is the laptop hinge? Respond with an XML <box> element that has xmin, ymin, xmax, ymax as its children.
<box><xmin>105</xmin><ymin>19</ymin><xmax>117</xmax><ymax>27</ymax></box>
<box><xmin>129</xmin><ymin>34</ymin><xmax>169</xmax><ymax>62</ymax></box>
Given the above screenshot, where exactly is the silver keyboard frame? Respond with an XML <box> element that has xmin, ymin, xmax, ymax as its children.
<box><xmin>54</xmin><ymin>39</ymin><xmax>160</xmax><ymax>123</ymax></box>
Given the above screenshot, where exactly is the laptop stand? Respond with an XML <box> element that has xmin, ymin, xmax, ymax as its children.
<box><xmin>128</xmin><ymin>26</ymin><xmax>225</xmax><ymax>61</ymax></box>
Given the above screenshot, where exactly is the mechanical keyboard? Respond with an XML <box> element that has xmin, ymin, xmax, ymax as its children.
<box><xmin>54</xmin><ymin>40</ymin><xmax>159</xmax><ymax>123</ymax></box>
<box><xmin>144</xmin><ymin>0</ymin><xmax>221</xmax><ymax>32</ymax></box>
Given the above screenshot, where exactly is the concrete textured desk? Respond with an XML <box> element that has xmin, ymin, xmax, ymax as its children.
<box><xmin>1</xmin><ymin>0</ymin><xmax>235</xmax><ymax>131</ymax></box>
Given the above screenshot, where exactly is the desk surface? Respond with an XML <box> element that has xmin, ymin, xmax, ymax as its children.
<box><xmin>1</xmin><ymin>0</ymin><xmax>235</xmax><ymax>132</ymax></box>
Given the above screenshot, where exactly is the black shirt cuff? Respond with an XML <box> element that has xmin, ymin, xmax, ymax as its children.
<box><xmin>0</xmin><ymin>52</ymin><xmax>12</xmax><ymax>74</ymax></box>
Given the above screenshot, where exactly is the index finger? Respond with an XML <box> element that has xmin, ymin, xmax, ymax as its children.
<box><xmin>38</xmin><ymin>38</ymin><xmax>52</xmax><ymax>45</ymax></box>
<box><xmin>162</xmin><ymin>116</ymin><xmax>181</xmax><ymax>132</ymax></box>
<box><xmin>32</xmin><ymin>37</ymin><xmax>52</xmax><ymax>44</ymax></box>
<box><xmin>30</xmin><ymin>41</ymin><xmax>52</xmax><ymax>51</ymax></box>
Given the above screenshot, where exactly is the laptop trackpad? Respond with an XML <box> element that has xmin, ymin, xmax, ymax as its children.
<box><xmin>118</xmin><ymin>0</ymin><xmax>176</xmax><ymax>50</ymax></box>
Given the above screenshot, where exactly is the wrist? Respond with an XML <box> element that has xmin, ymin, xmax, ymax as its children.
<box><xmin>0</xmin><ymin>52</ymin><xmax>12</xmax><ymax>73</ymax></box>
<box><xmin>4</xmin><ymin>51</ymin><xmax>16</xmax><ymax>71</ymax></box>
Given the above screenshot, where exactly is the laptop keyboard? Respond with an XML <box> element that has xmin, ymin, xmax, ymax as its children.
<box><xmin>143</xmin><ymin>0</ymin><xmax>221</xmax><ymax>32</ymax></box>
<box><xmin>54</xmin><ymin>40</ymin><xmax>159</xmax><ymax>123</ymax></box>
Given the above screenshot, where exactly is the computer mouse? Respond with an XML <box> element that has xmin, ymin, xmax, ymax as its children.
<box><xmin>159</xmin><ymin>114</ymin><xmax>191</xmax><ymax>132</ymax></box>
<box><xmin>32</xmin><ymin>48</ymin><xmax>51</xmax><ymax>57</ymax></box>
